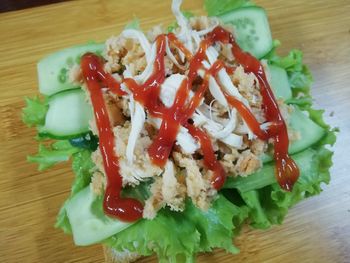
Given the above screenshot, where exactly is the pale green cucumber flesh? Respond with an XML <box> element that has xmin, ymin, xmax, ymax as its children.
<box><xmin>288</xmin><ymin>108</ymin><xmax>325</xmax><ymax>153</ymax></box>
<box><xmin>219</xmin><ymin>6</ymin><xmax>273</xmax><ymax>58</ymax></box>
<box><xmin>268</xmin><ymin>64</ymin><xmax>292</xmax><ymax>100</ymax></box>
<box><xmin>261</xmin><ymin>107</ymin><xmax>325</xmax><ymax>163</ymax></box>
<box><xmin>40</xmin><ymin>89</ymin><xmax>92</xmax><ymax>139</ymax></box>
<box><xmin>224</xmin><ymin>148</ymin><xmax>316</xmax><ymax>192</ymax></box>
<box><xmin>66</xmin><ymin>187</ymin><xmax>132</xmax><ymax>246</ymax></box>
<box><xmin>38</xmin><ymin>43</ymin><xmax>104</xmax><ymax>96</ymax></box>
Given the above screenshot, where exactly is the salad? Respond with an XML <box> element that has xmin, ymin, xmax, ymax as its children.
<box><xmin>22</xmin><ymin>0</ymin><xmax>336</xmax><ymax>262</ymax></box>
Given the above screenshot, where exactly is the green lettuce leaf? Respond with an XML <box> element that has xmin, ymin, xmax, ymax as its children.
<box><xmin>204</xmin><ymin>0</ymin><xmax>253</xmax><ymax>17</ymax></box>
<box><xmin>27</xmin><ymin>140</ymin><xmax>80</xmax><ymax>171</ymax></box>
<box><xmin>105</xmin><ymin>195</ymin><xmax>248</xmax><ymax>262</ymax></box>
<box><xmin>22</xmin><ymin>96</ymin><xmax>48</xmax><ymax>127</ymax></box>
<box><xmin>224</xmin><ymin>149</ymin><xmax>317</xmax><ymax>192</ymax></box>
<box><xmin>271</xmin><ymin>50</ymin><xmax>313</xmax><ymax>91</ymax></box>
<box><xmin>239</xmin><ymin>146</ymin><xmax>333</xmax><ymax>229</ymax></box>
<box><xmin>307</xmin><ymin>108</ymin><xmax>337</xmax><ymax>146</ymax></box>
<box><xmin>55</xmin><ymin>149</ymin><xmax>95</xmax><ymax>233</ymax></box>
<box><xmin>266</xmin><ymin>49</ymin><xmax>314</xmax><ymax>108</ymax></box>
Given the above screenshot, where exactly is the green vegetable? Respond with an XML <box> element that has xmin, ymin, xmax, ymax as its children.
<box><xmin>37</xmin><ymin>43</ymin><xmax>104</xmax><ymax>96</ymax></box>
<box><xmin>69</xmin><ymin>132</ymin><xmax>99</xmax><ymax>151</ymax></box>
<box><xmin>27</xmin><ymin>141</ymin><xmax>79</xmax><ymax>171</ymax></box>
<box><xmin>39</xmin><ymin>89</ymin><xmax>93</xmax><ymax>140</ymax></box>
<box><xmin>55</xmin><ymin>149</ymin><xmax>95</xmax><ymax>233</ymax></box>
<box><xmin>22</xmin><ymin>96</ymin><xmax>48</xmax><ymax>127</ymax></box>
<box><xmin>225</xmin><ymin>148</ymin><xmax>317</xmax><ymax>192</ymax></box>
<box><xmin>266</xmin><ymin>49</ymin><xmax>314</xmax><ymax>108</ymax></box>
<box><xmin>239</xmin><ymin>147</ymin><xmax>333</xmax><ymax>229</ymax></box>
<box><xmin>105</xmin><ymin>195</ymin><xmax>248</xmax><ymax>262</ymax></box>
<box><xmin>204</xmin><ymin>0</ymin><xmax>253</xmax><ymax>17</ymax></box>
<box><xmin>219</xmin><ymin>6</ymin><xmax>273</xmax><ymax>58</ymax></box>
<box><xmin>66</xmin><ymin>187</ymin><xmax>132</xmax><ymax>246</ymax></box>
<box><xmin>268</xmin><ymin>64</ymin><xmax>292</xmax><ymax>100</ymax></box>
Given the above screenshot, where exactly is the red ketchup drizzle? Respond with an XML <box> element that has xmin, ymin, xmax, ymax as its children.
<box><xmin>206</xmin><ymin>26</ymin><xmax>300</xmax><ymax>191</ymax></box>
<box><xmin>123</xmin><ymin>35</ymin><xmax>180</xmax><ymax>167</ymax></box>
<box><xmin>80</xmin><ymin>25</ymin><xmax>299</xmax><ymax>223</ymax></box>
<box><xmin>81</xmin><ymin>54</ymin><xmax>143</xmax><ymax>222</ymax></box>
<box><xmin>184</xmin><ymin>123</ymin><xmax>226</xmax><ymax>189</ymax></box>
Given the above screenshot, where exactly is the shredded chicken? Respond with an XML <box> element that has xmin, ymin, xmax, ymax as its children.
<box><xmin>114</xmin><ymin>122</ymin><xmax>162</xmax><ymax>186</ymax></box>
<box><xmin>81</xmin><ymin>10</ymin><xmax>296</xmax><ymax>219</ymax></box>
<box><xmin>221</xmin><ymin>148</ymin><xmax>239</xmax><ymax>175</ymax></box>
<box><xmin>147</xmin><ymin>25</ymin><xmax>165</xmax><ymax>42</ymax></box>
<box><xmin>173</xmin><ymin>152</ymin><xmax>216</xmax><ymax>210</ymax></box>
<box><xmin>235</xmin><ymin>150</ymin><xmax>262</xmax><ymax>176</ymax></box>
<box><xmin>104</xmin><ymin>36</ymin><xmax>147</xmax><ymax>75</ymax></box>
<box><xmin>143</xmin><ymin>177</ymin><xmax>163</xmax><ymax>219</ymax></box>
<box><xmin>143</xmin><ymin>161</ymin><xmax>186</xmax><ymax>219</ymax></box>
<box><xmin>90</xmin><ymin>171</ymin><xmax>106</xmax><ymax>195</ymax></box>
<box><xmin>68</xmin><ymin>64</ymin><xmax>83</xmax><ymax>85</ymax></box>
<box><xmin>189</xmin><ymin>16</ymin><xmax>215</xmax><ymax>31</ymax></box>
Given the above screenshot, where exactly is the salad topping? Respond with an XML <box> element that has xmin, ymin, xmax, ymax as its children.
<box><xmin>81</xmin><ymin>24</ymin><xmax>299</xmax><ymax>221</ymax></box>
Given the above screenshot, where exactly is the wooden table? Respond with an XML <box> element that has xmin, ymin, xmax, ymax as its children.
<box><xmin>1</xmin><ymin>0</ymin><xmax>349</xmax><ymax>262</ymax></box>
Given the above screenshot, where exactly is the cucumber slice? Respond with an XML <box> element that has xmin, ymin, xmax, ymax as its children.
<box><xmin>40</xmin><ymin>89</ymin><xmax>92</xmax><ymax>139</ymax></box>
<box><xmin>38</xmin><ymin>43</ymin><xmax>104</xmax><ymax>96</ymax></box>
<box><xmin>268</xmin><ymin>65</ymin><xmax>292</xmax><ymax>100</ymax></box>
<box><xmin>66</xmin><ymin>187</ymin><xmax>132</xmax><ymax>246</ymax></box>
<box><xmin>288</xmin><ymin>108</ymin><xmax>325</xmax><ymax>153</ymax></box>
<box><xmin>224</xmin><ymin>148</ymin><xmax>316</xmax><ymax>192</ymax></box>
<box><xmin>219</xmin><ymin>7</ymin><xmax>273</xmax><ymax>58</ymax></box>
<box><xmin>261</xmin><ymin>107</ymin><xmax>325</xmax><ymax>163</ymax></box>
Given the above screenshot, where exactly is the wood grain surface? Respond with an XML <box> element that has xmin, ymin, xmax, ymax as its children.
<box><xmin>0</xmin><ymin>0</ymin><xmax>349</xmax><ymax>262</ymax></box>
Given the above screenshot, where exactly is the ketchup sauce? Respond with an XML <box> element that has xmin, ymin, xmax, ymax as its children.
<box><xmin>80</xmin><ymin>26</ymin><xmax>299</xmax><ymax>222</ymax></box>
<box><xmin>81</xmin><ymin>54</ymin><xmax>143</xmax><ymax>222</ymax></box>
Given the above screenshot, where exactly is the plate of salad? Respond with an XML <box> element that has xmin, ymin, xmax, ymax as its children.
<box><xmin>20</xmin><ymin>0</ymin><xmax>338</xmax><ymax>262</ymax></box>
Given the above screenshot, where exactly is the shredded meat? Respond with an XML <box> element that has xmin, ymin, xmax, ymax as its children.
<box><xmin>235</xmin><ymin>150</ymin><xmax>262</xmax><ymax>176</ymax></box>
<box><xmin>90</xmin><ymin>171</ymin><xmax>106</xmax><ymax>195</ymax></box>
<box><xmin>189</xmin><ymin>16</ymin><xmax>218</xmax><ymax>31</ymax></box>
<box><xmin>104</xmin><ymin>93</ymin><xmax>126</xmax><ymax>126</ymax></box>
<box><xmin>114</xmin><ymin>122</ymin><xmax>162</xmax><ymax>186</ymax></box>
<box><xmin>68</xmin><ymin>64</ymin><xmax>83</xmax><ymax>85</ymax></box>
<box><xmin>173</xmin><ymin>152</ymin><xmax>216</xmax><ymax>210</ymax></box>
<box><xmin>104</xmin><ymin>36</ymin><xmax>147</xmax><ymax>75</ymax></box>
<box><xmin>143</xmin><ymin>161</ymin><xmax>186</xmax><ymax>219</ymax></box>
<box><xmin>80</xmin><ymin>15</ymin><xmax>295</xmax><ymax>219</ymax></box>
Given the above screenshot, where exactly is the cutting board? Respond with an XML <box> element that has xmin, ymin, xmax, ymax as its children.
<box><xmin>1</xmin><ymin>0</ymin><xmax>349</xmax><ymax>262</ymax></box>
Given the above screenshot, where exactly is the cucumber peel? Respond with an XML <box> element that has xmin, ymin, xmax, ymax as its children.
<box><xmin>38</xmin><ymin>43</ymin><xmax>104</xmax><ymax>96</ymax></box>
<box><xmin>66</xmin><ymin>187</ymin><xmax>133</xmax><ymax>246</ymax></box>
<box><xmin>224</xmin><ymin>148</ymin><xmax>316</xmax><ymax>192</ymax></box>
<box><xmin>40</xmin><ymin>89</ymin><xmax>93</xmax><ymax>139</ymax></box>
<box><xmin>219</xmin><ymin>6</ymin><xmax>273</xmax><ymax>58</ymax></box>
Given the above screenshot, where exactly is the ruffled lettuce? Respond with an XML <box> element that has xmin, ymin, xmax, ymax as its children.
<box><xmin>236</xmin><ymin>147</ymin><xmax>333</xmax><ymax>229</ymax></box>
<box><xmin>265</xmin><ymin>49</ymin><xmax>314</xmax><ymax>108</ymax></box>
<box><xmin>224</xmin><ymin>35</ymin><xmax>337</xmax><ymax>230</ymax></box>
<box><xmin>22</xmin><ymin>96</ymin><xmax>48</xmax><ymax>127</ymax></box>
<box><xmin>27</xmin><ymin>141</ymin><xmax>80</xmax><ymax>171</ymax></box>
<box><xmin>204</xmin><ymin>0</ymin><xmax>253</xmax><ymax>16</ymax></box>
<box><xmin>105</xmin><ymin>195</ymin><xmax>249</xmax><ymax>262</ymax></box>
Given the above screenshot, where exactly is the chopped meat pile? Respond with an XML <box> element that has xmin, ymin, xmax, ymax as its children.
<box><xmin>73</xmin><ymin>14</ymin><xmax>297</xmax><ymax>219</ymax></box>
